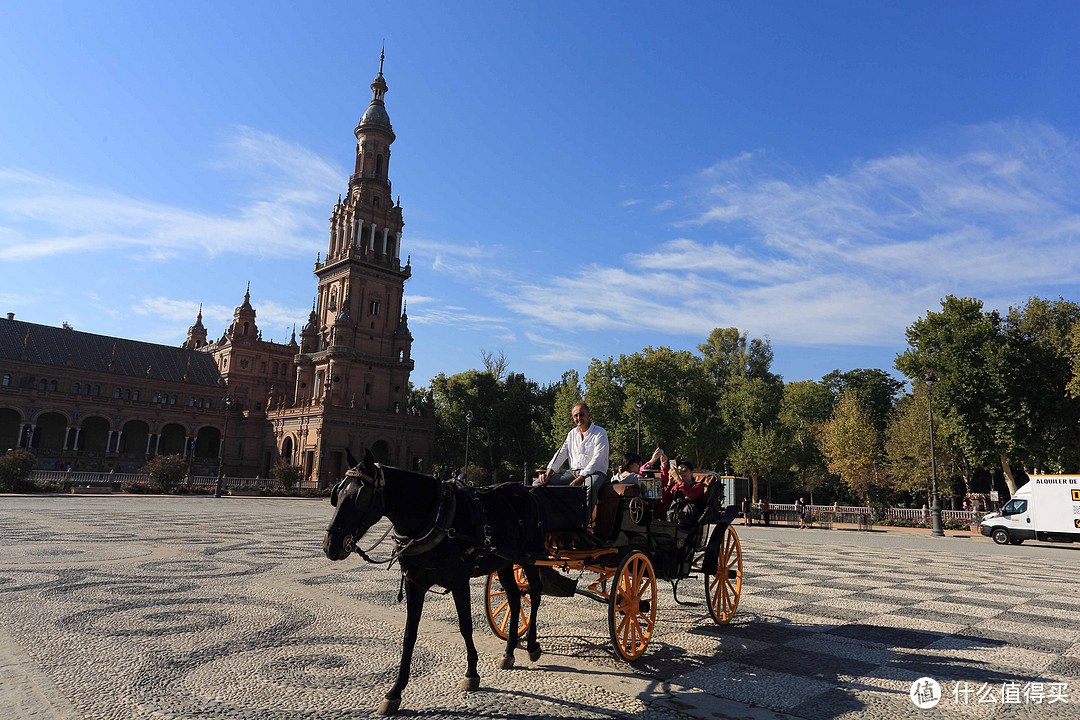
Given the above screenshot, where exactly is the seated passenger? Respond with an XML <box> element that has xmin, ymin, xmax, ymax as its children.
<box><xmin>610</xmin><ymin>452</ymin><xmax>644</xmax><ymax>485</ymax></box>
<box><xmin>661</xmin><ymin>460</ymin><xmax>710</xmax><ymax>525</ymax></box>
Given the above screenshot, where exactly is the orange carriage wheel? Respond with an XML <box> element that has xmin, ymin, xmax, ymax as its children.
<box><xmin>484</xmin><ymin>565</ymin><xmax>531</xmax><ymax>640</ymax></box>
<box><xmin>705</xmin><ymin>526</ymin><xmax>743</xmax><ymax>625</ymax></box>
<box><xmin>607</xmin><ymin>551</ymin><xmax>657</xmax><ymax>662</ymax></box>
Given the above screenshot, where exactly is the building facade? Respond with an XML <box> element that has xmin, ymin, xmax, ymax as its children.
<box><xmin>0</xmin><ymin>55</ymin><xmax>433</xmax><ymax>483</ymax></box>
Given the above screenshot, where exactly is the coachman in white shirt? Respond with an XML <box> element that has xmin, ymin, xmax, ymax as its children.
<box><xmin>537</xmin><ymin>402</ymin><xmax>610</xmax><ymax>513</ymax></box>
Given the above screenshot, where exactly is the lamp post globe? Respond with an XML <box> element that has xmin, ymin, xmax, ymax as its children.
<box><xmin>922</xmin><ymin>370</ymin><xmax>944</xmax><ymax>537</ymax></box>
<box><xmin>634</xmin><ymin>398</ymin><xmax>645</xmax><ymax>456</ymax></box>
<box><xmin>215</xmin><ymin>397</ymin><xmax>232</xmax><ymax>498</ymax></box>
<box><xmin>463</xmin><ymin>410</ymin><xmax>473</xmax><ymax>484</ymax></box>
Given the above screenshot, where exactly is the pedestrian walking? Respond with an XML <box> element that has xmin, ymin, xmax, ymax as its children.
<box><xmin>762</xmin><ymin>499</ymin><xmax>771</xmax><ymax>526</ymax></box>
<box><xmin>741</xmin><ymin>496</ymin><xmax>752</xmax><ymax>526</ymax></box>
<box><xmin>796</xmin><ymin>497</ymin><xmax>807</xmax><ymax>529</ymax></box>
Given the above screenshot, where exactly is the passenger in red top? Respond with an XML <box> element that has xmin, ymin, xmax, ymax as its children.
<box><xmin>661</xmin><ymin>460</ymin><xmax>709</xmax><ymax>514</ymax></box>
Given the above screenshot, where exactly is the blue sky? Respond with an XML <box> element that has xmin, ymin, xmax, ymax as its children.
<box><xmin>2</xmin><ymin>1</ymin><xmax>1078</xmax><ymax>390</ymax></box>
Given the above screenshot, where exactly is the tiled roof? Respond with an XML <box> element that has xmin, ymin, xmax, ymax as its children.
<box><xmin>0</xmin><ymin>319</ymin><xmax>222</xmax><ymax>387</ymax></box>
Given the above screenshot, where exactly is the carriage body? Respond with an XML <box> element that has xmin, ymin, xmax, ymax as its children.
<box><xmin>485</xmin><ymin>473</ymin><xmax>744</xmax><ymax>662</ymax></box>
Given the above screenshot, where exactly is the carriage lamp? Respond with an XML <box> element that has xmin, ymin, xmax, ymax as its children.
<box><xmin>923</xmin><ymin>370</ymin><xmax>944</xmax><ymax>537</ymax></box>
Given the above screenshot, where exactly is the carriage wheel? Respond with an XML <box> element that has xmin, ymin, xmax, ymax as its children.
<box><xmin>608</xmin><ymin>551</ymin><xmax>657</xmax><ymax>662</ymax></box>
<box><xmin>705</xmin><ymin>527</ymin><xmax>743</xmax><ymax>625</ymax></box>
<box><xmin>485</xmin><ymin>566</ymin><xmax>531</xmax><ymax>640</ymax></box>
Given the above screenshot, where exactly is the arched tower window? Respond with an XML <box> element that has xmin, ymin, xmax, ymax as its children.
<box><xmin>244</xmin><ymin>322</ymin><xmax>249</xmax><ymax>335</ymax></box>
<box><xmin>72</xmin><ymin>382</ymin><xmax>80</xmax><ymax>393</ymax></box>
<box><xmin>376</xmin><ymin>155</ymin><xmax>383</xmax><ymax>177</ymax></box>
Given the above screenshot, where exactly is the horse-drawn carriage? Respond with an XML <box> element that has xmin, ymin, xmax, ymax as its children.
<box><xmin>323</xmin><ymin>451</ymin><xmax>744</xmax><ymax>715</ymax></box>
<box><xmin>484</xmin><ymin>474</ymin><xmax>744</xmax><ymax>661</ymax></box>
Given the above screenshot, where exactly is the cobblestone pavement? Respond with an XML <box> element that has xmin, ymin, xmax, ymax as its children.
<box><xmin>2</xmin><ymin>496</ymin><xmax>1079</xmax><ymax>719</ymax></box>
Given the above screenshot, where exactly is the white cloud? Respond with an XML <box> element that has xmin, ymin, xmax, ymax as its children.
<box><xmin>483</xmin><ymin>121</ymin><xmax>1080</xmax><ymax>352</ymax></box>
<box><xmin>621</xmin><ymin>199</ymin><xmax>642</xmax><ymax>207</ymax></box>
<box><xmin>0</xmin><ymin>127</ymin><xmax>342</xmax><ymax>262</ymax></box>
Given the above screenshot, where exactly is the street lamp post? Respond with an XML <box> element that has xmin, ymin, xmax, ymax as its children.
<box><xmin>463</xmin><ymin>410</ymin><xmax>473</xmax><ymax>484</ymax></box>
<box><xmin>215</xmin><ymin>397</ymin><xmax>232</xmax><ymax>498</ymax></box>
<box><xmin>923</xmin><ymin>370</ymin><xmax>944</xmax><ymax>537</ymax></box>
<box><xmin>634</xmin><ymin>398</ymin><xmax>645</xmax><ymax>456</ymax></box>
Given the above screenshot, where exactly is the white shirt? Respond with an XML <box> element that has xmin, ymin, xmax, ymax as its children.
<box><xmin>547</xmin><ymin>422</ymin><xmax>609</xmax><ymax>477</ymax></box>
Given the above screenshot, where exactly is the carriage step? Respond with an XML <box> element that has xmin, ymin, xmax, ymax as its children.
<box><xmin>538</xmin><ymin>567</ymin><xmax>578</xmax><ymax>597</ymax></box>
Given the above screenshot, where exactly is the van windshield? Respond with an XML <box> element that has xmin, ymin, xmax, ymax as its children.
<box><xmin>1002</xmin><ymin>499</ymin><xmax>1027</xmax><ymax>515</ymax></box>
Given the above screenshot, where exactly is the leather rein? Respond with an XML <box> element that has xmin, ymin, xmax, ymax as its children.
<box><xmin>328</xmin><ymin>464</ymin><xmax>479</xmax><ymax>567</ymax></box>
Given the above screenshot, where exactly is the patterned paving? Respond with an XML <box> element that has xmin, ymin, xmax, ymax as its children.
<box><xmin>2</xmin><ymin>495</ymin><xmax>1079</xmax><ymax>719</ymax></box>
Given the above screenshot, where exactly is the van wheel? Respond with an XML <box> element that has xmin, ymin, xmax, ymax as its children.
<box><xmin>992</xmin><ymin>528</ymin><xmax>1010</xmax><ymax>545</ymax></box>
<box><xmin>1009</xmin><ymin>538</ymin><xmax>1024</xmax><ymax>545</ymax></box>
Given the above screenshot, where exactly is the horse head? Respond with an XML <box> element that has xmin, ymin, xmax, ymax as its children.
<box><xmin>323</xmin><ymin>448</ymin><xmax>385</xmax><ymax>561</ymax></box>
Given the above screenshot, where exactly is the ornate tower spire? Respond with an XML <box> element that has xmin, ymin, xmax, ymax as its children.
<box><xmin>183</xmin><ymin>303</ymin><xmax>208</xmax><ymax>349</ymax></box>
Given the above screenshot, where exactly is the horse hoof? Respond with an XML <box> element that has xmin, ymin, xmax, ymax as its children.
<box><xmin>500</xmin><ymin>654</ymin><xmax>515</xmax><ymax>670</ymax></box>
<box><xmin>461</xmin><ymin>676</ymin><xmax>480</xmax><ymax>691</ymax></box>
<box><xmin>377</xmin><ymin>698</ymin><xmax>400</xmax><ymax>715</ymax></box>
<box><xmin>529</xmin><ymin>648</ymin><xmax>542</xmax><ymax>662</ymax></box>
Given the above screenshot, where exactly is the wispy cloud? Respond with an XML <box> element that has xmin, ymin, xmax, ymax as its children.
<box><xmin>0</xmin><ymin>126</ymin><xmax>341</xmax><ymax>262</ymax></box>
<box><xmin>470</xmin><ymin>121</ymin><xmax>1080</xmax><ymax>351</ymax></box>
<box><xmin>621</xmin><ymin>199</ymin><xmax>642</xmax><ymax>207</ymax></box>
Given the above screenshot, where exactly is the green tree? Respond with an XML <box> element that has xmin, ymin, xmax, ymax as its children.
<box><xmin>821</xmin><ymin>368</ymin><xmax>903</xmax><ymax>439</ymax></box>
<box><xmin>0</xmin><ymin>449</ymin><xmax>37</xmax><ymax>491</ymax></box>
<box><xmin>140</xmin><ymin>454</ymin><xmax>187</xmax><ymax>493</ymax></box>
<box><xmin>778</xmin><ymin>380</ymin><xmax>833</xmax><ymax>503</ymax></box>
<box><xmin>271</xmin><ymin>462</ymin><xmax>303</xmax><ymax>491</ymax></box>
<box><xmin>895</xmin><ymin>296</ymin><xmax>1009</xmax><ymax>490</ymax></box>
<box><xmin>728</xmin><ymin>424</ymin><xmax>782</xmax><ymax>502</ymax></box>
<box><xmin>884</xmin><ymin>386</ymin><xmax>955</xmax><ymax>504</ymax></box>
<box><xmin>818</xmin><ymin>392</ymin><xmax>886</xmax><ymax>503</ymax></box>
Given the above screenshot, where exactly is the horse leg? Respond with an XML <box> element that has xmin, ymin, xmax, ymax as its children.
<box><xmin>378</xmin><ymin>580</ymin><xmax>426</xmax><ymax>716</ymax></box>
<box><xmin>522</xmin><ymin>565</ymin><xmax>543</xmax><ymax>662</ymax></box>
<box><xmin>449</xmin><ymin>576</ymin><xmax>482</xmax><ymax>690</ymax></box>
<box><xmin>495</xmin><ymin>565</ymin><xmax>521</xmax><ymax>669</ymax></box>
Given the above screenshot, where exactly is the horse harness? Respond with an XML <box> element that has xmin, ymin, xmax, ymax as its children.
<box><xmin>331</xmin><ymin>464</ymin><xmax>514</xmax><ymax>569</ymax></box>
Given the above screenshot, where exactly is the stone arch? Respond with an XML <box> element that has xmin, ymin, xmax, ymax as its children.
<box><xmin>79</xmin><ymin>416</ymin><xmax>110</xmax><ymax>454</ymax></box>
<box><xmin>32</xmin><ymin>412</ymin><xmax>67</xmax><ymax>451</ymax></box>
<box><xmin>280</xmin><ymin>436</ymin><xmax>294</xmax><ymax>465</ymax></box>
<box><xmin>120</xmin><ymin>419</ymin><xmax>150</xmax><ymax>456</ymax></box>
<box><xmin>0</xmin><ymin>407</ymin><xmax>24</xmax><ymax>450</ymax></box>
<box><xmin>370</xmin><ymin>439</ymin><xmax>390</xmax><ymax>465</ymax></box>
<box><xmin>159</xmin><ymin>423</ymin><xmax>187</xmax><ymax>456</ymax></box>
<box><xmin>194</xmin><ymin>426</ymin><xmax>221</xmax><ymax>459</ymax></box>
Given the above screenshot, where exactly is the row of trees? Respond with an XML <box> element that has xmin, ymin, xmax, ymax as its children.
<box><xmin>410</xmin><ymin>295</ymin><xmax>1080</xmax><ymax>506</ymax></box>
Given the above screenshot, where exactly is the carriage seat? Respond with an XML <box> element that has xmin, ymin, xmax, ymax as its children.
<box><xmin>595</xmin><ymin>482</ymin><xmax>641</xmax><ymax>538</ymax></box>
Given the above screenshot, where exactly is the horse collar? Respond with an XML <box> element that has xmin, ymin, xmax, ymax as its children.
<box><xmin>393</xmin><ymin>480</ymin><xmax>457</xmax><ymax>557</ymax></box>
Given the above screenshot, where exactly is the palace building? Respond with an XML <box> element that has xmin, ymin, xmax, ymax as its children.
<box><xmin>0</xmin><ymin>54</ymin><xmax>434</xmax><ymax>483</ymax></box>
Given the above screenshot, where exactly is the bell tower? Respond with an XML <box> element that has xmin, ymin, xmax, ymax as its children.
<box><xmin>297</xmin><ymin>49</ymin><xmax>414</xmax><ymax>417</ymax></box>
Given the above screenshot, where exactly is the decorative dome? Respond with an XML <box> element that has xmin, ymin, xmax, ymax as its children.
<box><xmin>360</xmin><ymin>102</ymin><xmax>391</xmax><ymax>129</ymax></box>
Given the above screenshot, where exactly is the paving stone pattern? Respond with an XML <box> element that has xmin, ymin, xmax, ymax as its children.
<box><xmin>1</xmin><ymin>496</ymin><xmax>1078</xmax><ymax>719</ymax></box>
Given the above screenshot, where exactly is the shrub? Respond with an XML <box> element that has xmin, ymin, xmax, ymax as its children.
<box><xmin>271</xmin><ymin>462</ymin><xmax>302</xmax><ymax>491</ymax></box>
<box><xmin>140</xmin><ymin>454</ymin><xmax>188</xmax><ymax>493</ymax></box>
<box><xmin>0</xmin><ymin>449</ymin><xmax>37</xmax><ymax>492</ymax></box>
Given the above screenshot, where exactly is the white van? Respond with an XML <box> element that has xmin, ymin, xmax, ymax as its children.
<box><xmin>979</xmin><ymin>475</ymin><xmax>1080</xmax><ymax>545</ymax></box>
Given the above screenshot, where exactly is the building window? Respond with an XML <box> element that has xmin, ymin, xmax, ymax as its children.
<box><xmin>124</xmin><ymin>389</ymin><xmax>131</xmax><ymax>400</ymax></box>
<box><xmin>93</xmin><ymin>385</ymin><xmax>100</xmax><ymax>396</ymax></box>
<box><xmin>2</xmin><ymin>374</ymin><xmax>11</xmax><ymax>387</ymax></box>
<box><xmin>171</xmin><ymin>395</ymin><xmax>177</xmax><ymax>405</ymax></box>
<box><xmin>376</xmin><ymin>155</ymin><xmax>383</xmax><ymax>176</ymax></box>
<box><xmin>364</xmin><ymin>382</ymin><xmax>372</xmax><ymax>396</ymax></box>
<box><xmin>133</xmin><ymin>390</ymin><xmax>139</xmax><ymax>401</ymax></box>
<box><xmin>189</xmin><ymin>397</ymin><xmax>195</xmax><ymax>407</ymax></box>
<box><xmin>50</xmin><ymin>380</ymin><xmax>58</xmax><ymax>392</ymax></box>
<box><xmin>197</xmin><ymin>398</ymin><xmax>204</xmax><ymax>408</ymax></box>
<box><xmin>207</xmin><ymin>399</ymin><xmax>212</xmax><ymax>409</ymax></box>
<box><xmin>114</xmin><ymin>388</ymin><xmax>121</xmax><ymax>399</ymax></box>
<box><xmin>373</xmin><ymin>196</ymin><xmax>380</xmax><ymax>208</ymax></box>
<box><xmin>369</xmin><ymin>300</ymin><xmax>380</xmax><ymax>316</ymax></box>
<box><xmin>273</xmin><ymin>362</ymin><xmax>279</xmax><ymax>375</ymax></box>
<box><xmin>244</xmin><ymin>322</ymin><xmax>249</xmax><ymax>335</ymax></box>
<box><xmin>38</xmin><ymin>379</ymin><xmax>47</xmax><ymax>391</ymax></box>
<box><xmin>73</xmin><ymin>382</ymin><xmax>80</xmax><ymax>394</ymax></box>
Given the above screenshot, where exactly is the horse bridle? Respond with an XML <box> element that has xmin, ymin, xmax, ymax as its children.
<box><xmin>327</xmin><ymin>464</ymin><xmax>390</xmax><ymax>562</ymax></box>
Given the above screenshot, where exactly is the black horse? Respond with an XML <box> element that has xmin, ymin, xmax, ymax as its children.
<box><xmin>323</xmin><ymin>450</ymin><xmax>545</xmax><ymax>716</ymax></box>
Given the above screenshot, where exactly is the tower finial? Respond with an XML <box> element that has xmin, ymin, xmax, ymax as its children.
<box><xmin>197</xmin><ymin>303</ymin><xmax>203</xmax><ymax>320</ymax></box>
<box><xmin>245</xmin><ymin>281</ymin><xmax>250</xmax><ymax>300</ymax></box>
<box><xmin>379</xmin><ymin>43</ymin><xmax>385</xmax><ymax>75</ymax></box>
